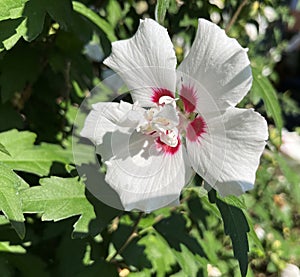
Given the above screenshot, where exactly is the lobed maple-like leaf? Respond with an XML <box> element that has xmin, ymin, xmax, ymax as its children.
<box><xmin>21</xmin><ymin>177</ymin><xmax>96</xmax><ymax>236</ymax></box>
<box><xmin>0</xmin><ymin>162</ymin><xmax>26</xmax><ymax>239</ymax></box>
<box><xmin>0</xmin><ymin>129</ymin><xmax>73</xmax><ymax>176</ymax></box>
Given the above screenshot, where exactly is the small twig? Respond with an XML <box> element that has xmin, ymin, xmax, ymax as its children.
<box><xmin>106</xmin><ymin>212</ymin><xmax>144</xmax><ymax>262</ymax></box>
<box><xmin>225</xmin><ymin>0</ymin><xmax>248</xmax><ymax>34</ymax></box>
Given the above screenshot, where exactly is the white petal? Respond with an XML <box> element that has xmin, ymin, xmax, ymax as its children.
<box><xmin>97</xmin><ymin>131</ymin><xmax>193</xmax><ymax>212</ymax></box>
<box><xmin>187</xmin><ymin>108</ymin><xmax>268</xmax><ymax>196</ymax></box>
<box><xmin>177</xmin><ymin>19</ymin><xmax>252</xmax><ymax>112</ymax></box>
<box><xmin>104</xmin><ymin>18</ymin><xmax>177</xmax><ymax>107</ymax></box>
<box><xmin>80</xmin><ymin>101</ymin><xmax>136</xmax><ymax>144</ymax></box>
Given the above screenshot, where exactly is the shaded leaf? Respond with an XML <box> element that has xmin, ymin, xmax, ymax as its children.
<box><xmin>75</xmin><ymin>260</ymin><xmax>119</xmax><ymax>277</ymax></box>
<box><xmin>72</xmin><ymin>1</ymin><xmax>117</xmax><ymax>42</ymax></box>
<box><xmin>20</xmin><ymin>177</ymin><xmax>96</xmax><ymax>236</ymax></box>
<box><xmin>216</xmin><ymin>198</ymin><xmax>250</xmax><ymax>277</ymax></box>
<box><xmin>112</xmin><ymin>224</ymin><xmax>151</xmax><ymax>269</ymax></box>
<box><xmin>0</xmin><ymin>252</ymin><xmax>50</xmax><ymax>276</ymax></box>
<box><xmin>0</xmin><ymin>45</ymin><xmax>41</xmax><ymax>102</ymax></box>
<box><xmin>208</xmin><ymin>188</ymin><xmax>250</xmax><ymax>276</ymax></box>
<box><xmin>0</xmin><ymin>103</ymin><xmax>23</xmax><ymax>131</ymax></box>
<box><xmin>85</xmin><ymin>193</ymin><xmax>121</xmax><ymax>238</ymax></box>
<box><xmin>154</xmin><ymin>213</ymin><xmax>206</xmax><ymax>257</ymax></box>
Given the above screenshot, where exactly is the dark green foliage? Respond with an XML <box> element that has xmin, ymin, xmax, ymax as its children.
<box><xmin>0</xmin><ymin>0</ymin><xmax>298</xmax><ymax>276</ymax></box>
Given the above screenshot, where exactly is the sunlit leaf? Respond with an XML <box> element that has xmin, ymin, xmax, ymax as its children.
<box><xmin>0</xmin><ymin>0</ymin><xmax>73</xmax><ymax>51</ymax></box>
<box><xmin>172</xmin><ymin>244</ymin><xmax>206</xmax><ymax>277</ymax></box>
<box><xmin>0</xmin><ymin>241</ymin><xmax>26</xmax><ymax>253</ymax></box>
<box><xmin>0</xmin><ymin>143</ymin><xmax>10</xmax><ymax>156</ymax></box>
<box><xmin>0</xmin><ymin>162</ymin><xmax>26</xmax><ymax>239</ymax></box>
<box><xmin>0</xmin><ymin>0</ymin><xmax>28</xmax><ymax>21</ymax></box>
<box><xmin>0</xmin><ymin>129</ymin><xmax>72</xmax><ymax>176</ymax></box>
<box><xmin>21</xmin><ymin>177</ymin><xmax>96</xmax><ymax>236</ymax></box>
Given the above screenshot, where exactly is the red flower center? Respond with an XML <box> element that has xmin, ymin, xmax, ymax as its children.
<box><xmin>186</xmin><ymin>116</ymin><xmax>206</xmax><ymax>142</ymax></box>
<box><xmin>151</xmin><ymin>88</ymin><xmax>174</xmax><ymax>104</ymax></box>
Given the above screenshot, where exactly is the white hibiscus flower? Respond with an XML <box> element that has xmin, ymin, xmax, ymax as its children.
<box><xmin>80</xmin><ymin>18</ymin><xmax>268</xmax><ymax>212</ymax></box>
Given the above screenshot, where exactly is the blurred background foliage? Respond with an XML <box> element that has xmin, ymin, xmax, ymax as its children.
<box><xmin>0</xmin><ymin>0</ymin><xmax>300</xmax><ymax>276</ymax></box>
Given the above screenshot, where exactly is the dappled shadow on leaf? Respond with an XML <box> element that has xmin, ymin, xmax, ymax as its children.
<box><xmin>82</xmin><ymin>190</ymin><xmax>121</xmax><ymax>238</ymax></box>
<box><xmin>112</xmin><ymin>224</ymin><xmax>151</xmax><ymax>269</ymax></box>
<box><xmin>0</xmin><ymin>252</ymin><xmax>50</xmax><ymax>276</ymax></box>
<box><xmin>0</xmin><ymin>18</ymin><xmax>23</xmax><ymax>51</ymax></box>
<box><xmin>75</xmin><ymin>260</ymin><xmax>118</xmax><ymax>277</ymax></box>
<box><xmin>187</xmin><ymin>196</ymin><xmax>209</xmax><ymax>237</ymax></box>
<box><xmin>154</xmin><ymin>213</ymin><xmax>206</xmax><ymax>258</ymax></box>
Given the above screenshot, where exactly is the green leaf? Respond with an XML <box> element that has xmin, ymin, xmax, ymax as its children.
<box><xmin>0</xmin><ymin>129</ymin><xmax>72</xmax><ymax>176</ymax></box>
<box><xmin>45</xmin><ymin>0</ymin><xmax>73</xmax><ymax>30</ymax></box>
<box><xmin>72</xmin><ymin>1</ymin><xmax>117</xmax><ymax>42</ymax></box>
<box><xmin>0</xmin><ymin>18</ymin><xmax>23</xmax><ymax>53</ymax></box>
<box><xmin>172</xmin><ymin>244</ymin><xmax>206</xmax><ymax>277</ymax></box>
<box><xmin>106</xmin><ymin>0</ymin><xmax>122</xmax><ymax>28</ymax></box>
<box><xmin>140</xmin><ymin>232</ymin><xmax>176</xmax><ymax>277</ymax></box>
<box><xmin>20</xmin><ymin>177</ymin><xmax>96</xmax><ymax>236</ymax></box>
<box><xmin>0</xmin><ymin>46</ymin><xmax>41</xmax><ymax>102</ymax></box>
<box><xmin>112</xmin><ymin>224</ymin><xmax>151</xmax><ymax>269</ymax></box>
<box><xmin>0</xmin><ymin>0</ymin><xmax>73</xmax><ymax>52</ymax></box>
<box><xmin>154</xmin><ymin>213</ymin><xmax>205</xmax><ymax>257</ymax></box>
<box><xmin>0</xmin><ymin>162</ymin><xmax>26</xmax><ymax>239</ymax></box>
<box><xmin>221</xmin><ymin>195</ymin><xmax>247</xmax><ymax>210</ymax></box>
<box><xmin>0</xmin><ymin>143</ymin><xmax>10</xmax><ymax>156</ymax></box>
<box><xmin>0</xmin><ymin>103</ymin><xmax>23</xmax><ymax>130</ymax></box>
<box><xmin>0</xmin><ymin>252</ymin><xmax>50</xmax><ymax>276</ymax></box>
<box><xmin>252</xmin><ymin>66</ymin><xmax>283</xmax><ymax>137</ymax></box>
<box><xmin>76</xmin><ymin>261</ymin><xmax>119</xmax><ymax>276</ymax></box>
<box><xmin>216</xmin><ymin>198</ymin><xmax>250</xmax><ymax>277</ymax></box>
<box><xmin>155</xmin><ymin>0</ymin><xmax>170</xmax><ymax>25</ymax></box>
<box><xmin>0</xmin><ymin>241</ymin><xmax>26</xmax><ymax>253</ymax></box>
<box><xmin>0</xmin><ymin>0</ymin><xmax>28</xmax><ymax>21</ymax></box>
